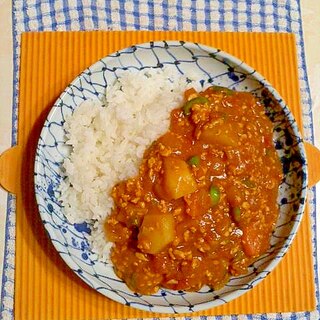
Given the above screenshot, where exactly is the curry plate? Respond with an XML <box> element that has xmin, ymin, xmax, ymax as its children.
<box><xmin>34</xmin><ymin>41</ymin><xmax>307</xmax><ymax>313</ymax></box>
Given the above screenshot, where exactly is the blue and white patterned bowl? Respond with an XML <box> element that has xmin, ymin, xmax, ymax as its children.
<box><xmin>34</xmin><ymin>41</ymin><xmax>307</xmax><ymax>313</ymax></box>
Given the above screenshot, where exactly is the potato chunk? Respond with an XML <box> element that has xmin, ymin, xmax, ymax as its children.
<box><xmin>200</xmin><ymin>122</ymin><xmax>238</xmax><ymax>147</ymax></box>
<box><xmin>138</xmin><ymin>213</ymin><xmax>175</xmax><ymax>254</ymax></box>
<box><xmin>163</xmin><ymin>157</ymin><xmax>198</xmax><ymax>200</ymax></box>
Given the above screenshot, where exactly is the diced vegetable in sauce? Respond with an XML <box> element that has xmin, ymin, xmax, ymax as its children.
<box><xmin>162</xmin><ymin>157</ymin><xmax>198</xmax><ymax>199</ymax></box>
<box><xmin>232</xmin><ymin>206</ymin><xmax>241</xmax><ymax>222</ymax></box>
<box><xmin>183</xmin><ymin>96</ymin><xmax>209</xmax><ymax>115</ymax></box>
<box><xmin>208</xmin><ymin>85</ymin><xmax>234</xmax><ymax>96</ymax></box>
<box><xmin>241</xmin><ymin>226</ymin><xmax>268</xmax><ymax>257</ymax></box>
<box><xmin>184</xmin><ymin>188</ymin><xmax>212</xmax><ymax>217</ymax></box>
<box><xmin>209</xmin><ymin>185</ymin><xmax>220</xmax><ymax>206</ymax></box>
<box><xmin>105</xmin><ymin>86</ymin><xmax>282</xmax><ymax>295</ymax></box>
<box><xmin>200</xmin><ymin>123</ymin><xmax>238</xmax><ymax>147</ymax></box>
<box><xmin>187</xmin><ymin>155</ymin><xmax>200</xmax><ymax>166</ymax></box>
<box><xmin>138</xmin><ymin>213</ymin><xmax>175</xmax><ymax>254</ymax></box>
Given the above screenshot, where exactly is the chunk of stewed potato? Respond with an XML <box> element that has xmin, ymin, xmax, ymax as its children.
<box><xmin>200</xmin><ymin>122</ymin><xmax>238</xmax><ymax>147</ymax></box>
<box><xmin>138</xmin><ymin>213</ymin><xmax>175</xmax><ymax>254</ymax></box>
<box><xmin>163</xmin><ymin>157</ymin><xmax>197</xmax><ymax>200</ymax></box>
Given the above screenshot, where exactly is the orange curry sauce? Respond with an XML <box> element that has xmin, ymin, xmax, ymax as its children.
<box><xmin>105</xmin><ymin>86</ymin><xmax>282</xmax><ymax>295</ymax></box>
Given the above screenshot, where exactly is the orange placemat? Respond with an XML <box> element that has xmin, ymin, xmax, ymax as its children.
<box><xmin>9</xmin><ymin>31</ymin><xmax>316</xmax><ymax>319</ymax></box>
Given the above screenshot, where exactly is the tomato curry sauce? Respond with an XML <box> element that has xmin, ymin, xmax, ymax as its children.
<box><xmin>105</xmin><ymin>86</ymin><xmax>283</xmax><ymax>295</ymax></box>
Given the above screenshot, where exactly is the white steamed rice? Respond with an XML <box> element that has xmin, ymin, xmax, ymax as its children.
<box><xmin>59</xmin><ymin>67</ymin><xmax>197</xmax><ymax>258</ymax></box>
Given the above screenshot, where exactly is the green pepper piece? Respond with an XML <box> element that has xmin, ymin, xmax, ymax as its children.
<box><xmin>209</xmin><ymin>85</ymin><xmax>234</xmax><ymax>96</ymax></box>
<box><xmin>209</xmin><ymin>185</ymin><xmax>220</xmax><ymax>206</ymax></box>
<box><xmin>232</xmin><ymin>206</ymin><xmax>241</xmax><ymax>222</ymax></box>
<box><xmin>183</xmin><ymin>96</ymin><xmax>209</xmax><ymax>115</ymax></box>
<box><xmin>187</xmin><ymin>155</ymin><xmax>200</xmax><ymax>166</ymax></box>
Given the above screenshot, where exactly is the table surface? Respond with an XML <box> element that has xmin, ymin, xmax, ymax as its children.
<box><xmin>0</xmin><ymin>0</ymin><xmax>319</xmax><ymax>318</ymax></box>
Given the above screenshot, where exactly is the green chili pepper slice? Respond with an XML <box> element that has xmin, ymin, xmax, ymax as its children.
<box><xmin>187</xmin><ymin>155</ymin><xmax>200</xmax><ymax>166</ymax></box>
<box><xmin>183</xmin><ymin>96</ymin><xmax>209</xmax><ymax>115</ymax></box>
<box><xmin>209</xmin><ymin>185</ymin><xmax>220</xmax><ymax>206</ymax></box>
<box><xmin>209</xmin><ymin>85</ymin><xmax>234</xmax><ymax>96</ymax></box>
